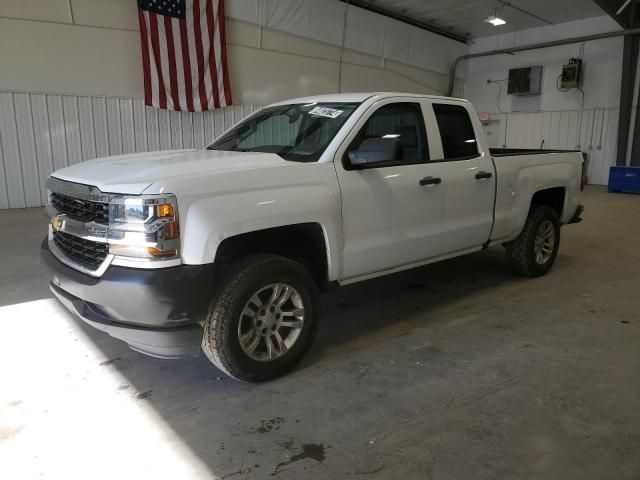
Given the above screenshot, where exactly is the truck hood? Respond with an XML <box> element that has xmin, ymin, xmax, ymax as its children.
<box><xmin>52</xmin><ymin>149</ymin><xmax>288</xmax><ymax>194</ymax></box>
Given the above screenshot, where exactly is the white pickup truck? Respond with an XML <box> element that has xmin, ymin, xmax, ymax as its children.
<box><xmin>42</xmin><ymin>92</ymin><xmax>584</xmax><ymax>381</ymax></box>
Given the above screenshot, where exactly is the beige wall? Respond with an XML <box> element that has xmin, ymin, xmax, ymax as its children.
<box><xmin>0</xmin><ymin>0</ymin><xmax>464</xmax><ymax>102</ymax></box>
<box><xmin>0</xmin><ymin>0</ymin><xmax>464</xmax><ymax>209</ymax></box>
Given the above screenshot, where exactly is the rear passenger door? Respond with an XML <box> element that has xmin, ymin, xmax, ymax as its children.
<box><xmin>431</xmin><ymin>102</ymin><xmax>496</xmax><ymax>253</ymax></box>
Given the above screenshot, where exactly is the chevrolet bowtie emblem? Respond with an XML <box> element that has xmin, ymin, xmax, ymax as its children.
<box><xmin>50</xmin><ymin>215</ymin><xmax>64</xmax><ymax>232</ymax></box>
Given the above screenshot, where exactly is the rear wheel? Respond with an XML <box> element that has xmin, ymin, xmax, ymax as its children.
<box><xmin>201</xmin><ymin>254</ymin><xmax>318</xmax><ymax>382</ymax></box>
<box><xmin>505</xmin><ymin>205</ymin><xmax>560</xmax><ymax>277</ymax></box>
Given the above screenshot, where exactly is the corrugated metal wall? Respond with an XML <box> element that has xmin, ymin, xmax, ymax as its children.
<box><xmin>0</xmin><ymin>91</ymin><xmax>619</xmax><ymax>209</ymax></box>
<box><xmin>0</xmin><ymin>91</ymin><xmax>261</xmax><ymax>209</ymax></box>
<box><xmin>481</xmin><ymin>107</ymin><xmax>619</xmax><ymax>186</ymax></box>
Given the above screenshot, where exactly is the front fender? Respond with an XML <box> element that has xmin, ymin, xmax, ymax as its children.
<box><xmin>180</xmin><ymin>185</ymin><xmax>342</xmax><ymax>281</ymax></box>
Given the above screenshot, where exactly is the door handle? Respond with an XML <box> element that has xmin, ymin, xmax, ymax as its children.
<box><xmin>475</xmin><ymin>171</ymin><xmax>493</xmax><ymax>179</ymax></box>
<box><xmin>419</xmin><ymin>176</ymin><xmax>442</xmax><ymax>186</ymax></box>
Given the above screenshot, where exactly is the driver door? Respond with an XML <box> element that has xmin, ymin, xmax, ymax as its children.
<box><xmin>334</xmin><ymin>99</ymin><xmax>447</xmax><ymax>280</ymax></box>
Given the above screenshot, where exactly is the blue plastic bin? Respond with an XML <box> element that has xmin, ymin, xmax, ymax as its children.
<box><xmin>608</xmin><ymin>166</ymin><xmax>640</xmax><ymax>193</ymax></box>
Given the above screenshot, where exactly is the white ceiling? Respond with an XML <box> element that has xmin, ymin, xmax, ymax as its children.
<box><xmin>363</xmin><ymin>0</ymin><xmax>608</xmax><ymax>39</ymax></box>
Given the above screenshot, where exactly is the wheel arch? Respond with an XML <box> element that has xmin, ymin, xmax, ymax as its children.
<box><xmin>529</xmin><ymin>186</ymin><xmax>566</xmax><ymax>219</ymax></box>
<box><xmin>212</xmin><ymin>223</ymin><xmax>333</xmax><ymax>291</ymax></box>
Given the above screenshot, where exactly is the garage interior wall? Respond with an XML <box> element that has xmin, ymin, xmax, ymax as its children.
<box><xmin>0</xmin><ymin>0</ymin><xmax>466</xmax><ymax>209</ymax></box>
<box><xmin>0</xmin><ymin>1</ymin><xmax>632</xmax><ymax>207</ymax></box>
<box><xmin>463</xmin><ymin>16</ymin><xmax>628</xmax><ymax>186</ymax></box>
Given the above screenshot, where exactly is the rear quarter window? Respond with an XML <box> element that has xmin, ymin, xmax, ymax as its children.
<box><xmin>432</xmin><ymin>104</ymin><xmax>479</xmax><ymax>160</ymax></box>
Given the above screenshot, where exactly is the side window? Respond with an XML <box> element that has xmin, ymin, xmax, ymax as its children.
<box><xmin>349</xmin><ymin>102</ymin><xmax>428</xmax><ymax>165</ymax></box>
<box><xmin>432</xmin><ymin>104</ymin><xmax>479</xmax><ymax>160</ymax></box>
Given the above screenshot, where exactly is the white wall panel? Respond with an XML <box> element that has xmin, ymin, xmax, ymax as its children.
<box><xmin>133</xmin><ymin>98</ymin><xmax>148</xmax><ymax>153</ymax></box>
<box><xmin>0</xmin><ymin>92</ymin><xmax>26</xmax><ymax>208</ymax></box>
<box><xmin>92</xmin><ymin>97</ymin><xmax>109</xmax><ymax>158</ymax></box>
<box><xmin>192</xmin><ymin>112</ymin><xmax>205</xmax><ymax>150</ymax></box>
<box><xmin>145</xmin><ymin>106</ymin><xmax>160</xmax><ymax>152</ymax></box>
<box><xmin>78</xmin><ymin>96</ymin><xmax>97</xmax><ymax>161</ymax></box>
<box><xmin>169</xmin><ymin>111</ymin><xmax>183</xmax><ymax>150</ymax></box>
<box><xmin>62</xmin><ymin>96</ymin><xmax>82</xmax><ymax>166</ymax></box>
<box><xmin>106</xmin><ymin>97</ymin><xmax>123</xmax><ymax>156</ymax></box>
<box><xmin>482</xmin><ymin>107</ymin><xmax>618</xmax><ymax>185</ymax></box>
<box><xmin>181</xmin><ymin>112</ymin><xmax>194</xmax><ymax>150</ymax></box>
<box><xmin>13</xmin><ymin>93</ymin><xmax>41</xmax><ymax>207</ymax></box>
<box><xmin>30</xmin><ymin>94</ymin><xmax>54</xmax><ymax>203</ymax></box>
<box><xmin>119</xmin><ymin>98</ymin><xmax>136</xmax><ymax>154</ymax></box>
<box><xmin>0</xmin><ymin>91</ymin><xmax>259</xmax><ymax>209</ymax></box>
<box><xmin>204</xmin><ymin>111</ymin><xmax>217</xmax><ymax>148</ymax></box>
<box><xmin>157</xmin><ymin>109</ymin><xmax>171</xmax><ymax>151</ymax></box>
<box><xmin>0</xmin><ymin>132</ymin><xmax>8</xmax><ymax>209</ymax></box>
<box><xmin>46</xmin><ymin>95</ymin><xmax>67</xmax><ymax>174</ymax></box>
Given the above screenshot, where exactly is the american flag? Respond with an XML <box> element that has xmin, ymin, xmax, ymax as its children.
<box><xmin>137</xmin><ymin>0</ymin><xmax>232</xmax><ymax>111</ymax></box>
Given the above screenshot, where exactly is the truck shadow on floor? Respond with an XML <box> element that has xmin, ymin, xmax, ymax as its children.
<box><xmin>305</xmin><ymin>247</ymin><xmax>516</xmax><ymax>366</ymax></box>
<box><xmin>65</xmin><ymin>246</ymin><xmax>575</xmax><ymax>478</ymax></box>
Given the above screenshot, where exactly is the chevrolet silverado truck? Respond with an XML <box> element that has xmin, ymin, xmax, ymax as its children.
<box><xmin>41</xmin><ymin>93</ymin><xmax>584</xmax><ymax>382</ymax></box>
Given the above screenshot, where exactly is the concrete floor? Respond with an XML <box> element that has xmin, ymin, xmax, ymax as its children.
<box><xmin>0</xmin><ymin>186</ymin><xmax>639</xmax><ymax>479</ymax></box>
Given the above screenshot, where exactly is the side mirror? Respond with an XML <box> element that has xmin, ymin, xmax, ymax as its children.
<box><xmin>348</xmin><ymin>138</ymin><xmax>402</xmax><ymax>167</ymax></box>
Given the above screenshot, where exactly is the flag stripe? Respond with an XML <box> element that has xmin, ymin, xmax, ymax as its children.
<box><xmin>138</xmin><ymin>8</ymin><xmax>152</xmax><ymax>106</ymax></box>
<box><xmin>200</xmin><ymin>0</ymin><xmax>215</xmax><ymax>110</ymax></box>
<box><xmin>144</xmin><ymin>11</ymin><xmax>160</xmax><ymax>108</ymax></box>
<box><xmin>179</xmin><ymin>18</ymin><xmax>195</xmax><ymax>112</ymax></box>
<box><xmin>164</xmin><ymin>16</ymin><xmax>181</xmax><ymax>111</ymax></box>
<box><xmin>205</xmin><ymin>0</ymin><xmax>221</xmax><ymax>108</ymax></box>
<box><xmin>171</xmin><ymin>17</ymin><xmax>186</xmax><ymax>111</ymax></box>
<box><xmin>185</xmin><ymin>0</ymin><xmax>200</xmax><ymax>112</ymax></box>
<box><xmin>192</xmin><ymin>0</ymin><xmax>209</xmax><ymax>111</ymax></box>
<box><xmin>148</xmin><ymin>12</ymin><xmax>168</xmax><ymax>110</ymax></box>
<box><xmin>212</xmin><ymin>0</ymin><xmax>224</xmax><ymax>107</ymax></box>
<box><xmin>156</xmin><ymin>16</ymin><xmax>173</xmax><ymax>110</ymax></box>
<box><xmin>218</xmin><ymin>0</ymin><xmax>232</xmax><ymax>106</ymax></box>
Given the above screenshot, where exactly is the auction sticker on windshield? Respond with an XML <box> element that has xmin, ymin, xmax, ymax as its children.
<box><xmin>309</xmin><ymin>107</ymin><xmax>344</xmax><ymax>118</ymax></box>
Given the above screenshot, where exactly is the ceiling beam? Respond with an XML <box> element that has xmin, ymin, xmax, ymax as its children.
<box><xmin>593</xmin><ymin>0</ymin><xmax>639</xmax><ymax>28</ymax></box>
<box><xmin>336</xmin><ymin>0</ymin><xmax>469</xmax><ymax>44</ymax></box>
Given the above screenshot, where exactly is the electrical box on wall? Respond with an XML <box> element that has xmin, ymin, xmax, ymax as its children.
<box><xmin>507</xmin><ymin>66</ymin><xmax>543</xmax><ymax>96</ymax></box>
<box><xmin>560</xmin><ymin>58</ymin><xmax>582</xmax><ymax>89</ymax></box>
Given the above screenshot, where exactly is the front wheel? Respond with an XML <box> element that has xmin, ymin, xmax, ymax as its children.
<box><xmin>505</xmin><ymin>205</ymin><xmax>560</xmax><ymax>277</ymax></box>
<box><xmin>201</xmin><ymin>254</ymin><xmax>318</xmax><ymax>382</ymax></box>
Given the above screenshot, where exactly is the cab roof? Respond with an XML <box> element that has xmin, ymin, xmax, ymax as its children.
<box><xmin>268</xmin><ymin>92</ymin><xmax>467</xmax><ymax>107</ymax></box>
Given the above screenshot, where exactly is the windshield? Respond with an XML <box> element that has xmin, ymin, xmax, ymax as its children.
<box><xmin>207</xmin><ymin>102</ymin><xmax>360</xmax><ymax>162</ymax></box>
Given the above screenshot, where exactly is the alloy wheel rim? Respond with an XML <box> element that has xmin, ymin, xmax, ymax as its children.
<box><xmin>237</xmin><ymin>283</ymin><xmax>305</xmax><ymax>362</ymax></box>
<box><xmin>533</xmin><ymin>220</ymin><xmax>555</xmax><ymax>265</ymax></box>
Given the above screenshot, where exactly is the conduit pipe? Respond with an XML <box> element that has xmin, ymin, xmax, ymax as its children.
<box><xmin>447</xmin><ymin>27</ymin><xmax>640</xmax><ymax>96</ymax></box>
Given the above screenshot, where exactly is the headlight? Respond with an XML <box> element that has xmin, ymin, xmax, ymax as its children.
<box><xmin>108</xmin><ymin>195</ymin><xmax>180</xmax><ymax>260</ymax></box>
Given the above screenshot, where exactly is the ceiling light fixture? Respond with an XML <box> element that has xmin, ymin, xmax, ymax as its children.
<box><xmin>485</xmin><ymin>15</ymin><xmax>506</xmax><ymax>26</ymax></box>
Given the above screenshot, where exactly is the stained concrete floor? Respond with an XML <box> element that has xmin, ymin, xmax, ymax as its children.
<box><xmin>1</xmin><ymin>186</ymin><xmax>639</xmax><ymax>479</ymax></box>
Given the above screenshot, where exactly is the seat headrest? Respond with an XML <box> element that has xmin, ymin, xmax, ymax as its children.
<box><xmin>397</xmin><ymin>125</ymin><xmax>418</xmax><ymax>148</ymax></box>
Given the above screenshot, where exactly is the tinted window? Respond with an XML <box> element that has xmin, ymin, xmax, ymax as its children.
<box><xmin>432</xmin><ymin>104</ymin><xmax>478</xmax><ymax>159</ymax></box>
<box><xmin>208</xmin><ymin>103</ymin><xmax>359</xmax><ymax>162</ymax></box>
<box><xmin>350</xmin><ymin>103</ymin><xmax>428</xmax><ymax>164</ymax></box>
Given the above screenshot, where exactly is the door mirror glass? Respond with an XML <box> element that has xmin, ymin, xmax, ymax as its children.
<box><xmin>348</xmin><ymin>138</ymin><xmax>402</xmax><ymax>166</ymax></box>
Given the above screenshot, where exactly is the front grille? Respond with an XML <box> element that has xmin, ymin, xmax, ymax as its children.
<box><xmin>52</xmin><ymin>231</ymin><xmax>108</xmax><ymax>271</ymax></box>
<box><xmin>50</xmin><ymin>192</ymin><xmax>109</xmax><ymax>224</ymax></box>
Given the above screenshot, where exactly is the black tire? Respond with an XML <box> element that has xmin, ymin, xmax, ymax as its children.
<box><xmin>505</xmin><ymin>205</ymin><xmax>560</xmax><ymax>277</ymax></box>
<box><xmin>202</xmin><ymin>254</ymin><xmax>319</xmax><ymax>382</ymax></box>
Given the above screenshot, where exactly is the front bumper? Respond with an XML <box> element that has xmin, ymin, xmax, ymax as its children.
<box><xmin>41</xmin><ymin>238</ymin><xmax>213</xmax><ymax>358</ymax></box>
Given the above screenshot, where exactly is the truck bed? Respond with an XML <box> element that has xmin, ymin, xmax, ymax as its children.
<box><xmin>490</xmin><ymin>148</ymin><xmax>581</xmax><ymax>157</ymax></box>
<box><xmin>489</xmin><ymin>149</ymin><xmax>584</xmax><ymax>244</ymax></box>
